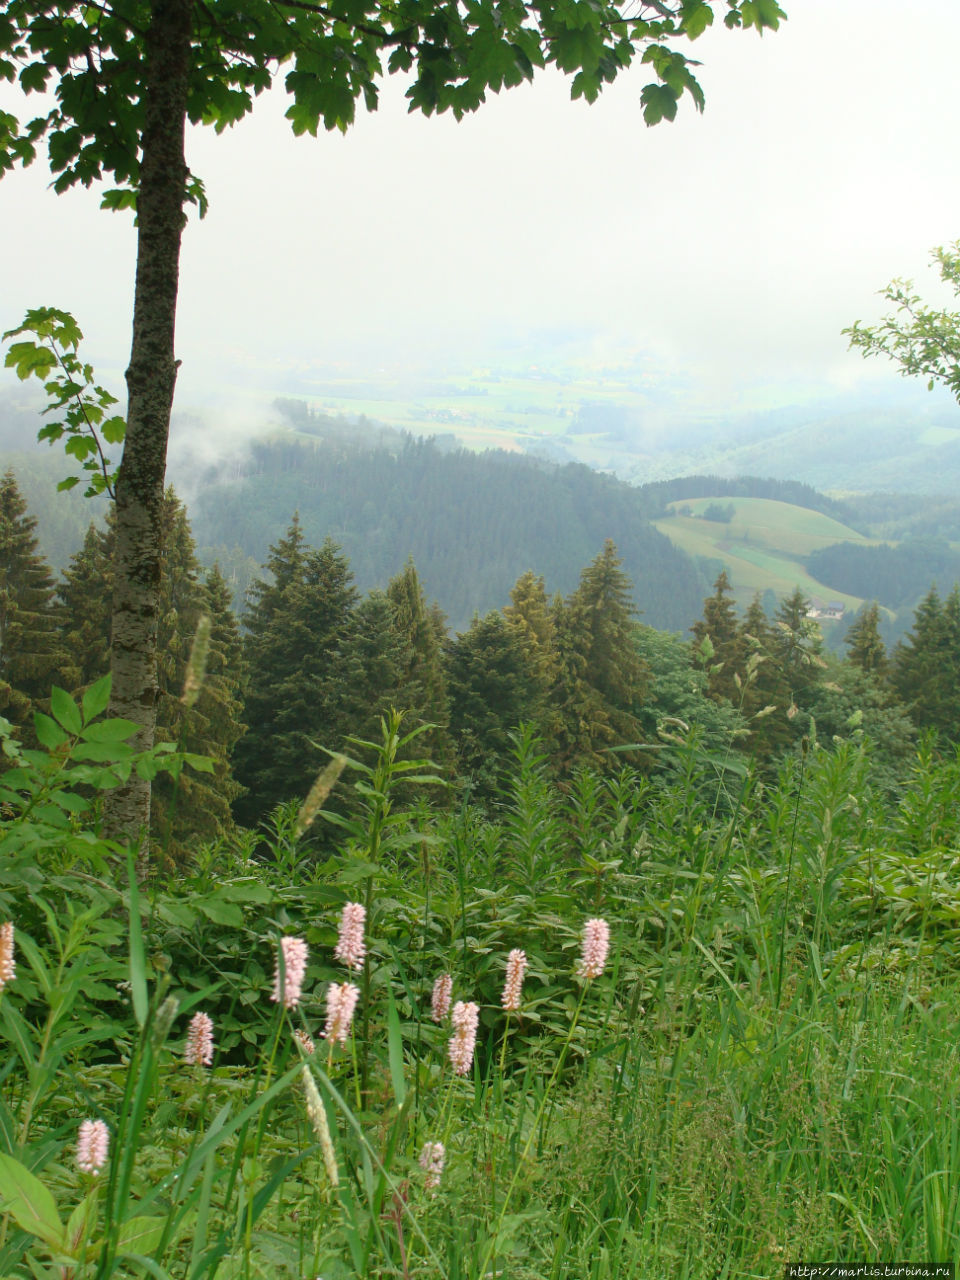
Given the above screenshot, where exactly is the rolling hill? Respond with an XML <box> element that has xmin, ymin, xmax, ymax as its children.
<box><xmin>653</xmin><ymin>496</ymin><xmax>889</xmax><ymax>635</ymax></box>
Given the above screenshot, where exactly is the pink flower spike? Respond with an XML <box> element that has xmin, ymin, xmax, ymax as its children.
<box><xmin>578</xmin><ymin>917</ymin><xmax>610</xmax><ymax>981</ymax></box>
<box><xmin>324</xmin><ymin>981</ymin><xmax>360</xmax><ymax>1046</ymax></box>
<box><xmin>272</xmin><ymin>936</ymin><xmax>309</xmax><ymax>1009</ymax></box>
<box><xmin>448</xmin><ymin>1000</ymin><xmax>479</xmax><ymax>1076</ymax></box>
<box><xmin>0</xmin><ymin>922</ymin><xmax>14</xmax><ymax>991</ymax></box>
<box><xmin>293</xmin><ymin>1028</ymin><xmax>316</xmax><ymax>1056</ymax></box>
<box><xmin>419</xmin><ymin>1140</ymin><xmax>445</xmax><ymax>1193</ymax></box>
<box><xmin>333</xmin><ymin>902</ymin><xmax>366</xmax><ymax>971</ymax></box>
<box><xmin>431</xmin><ymin>973</ymin><xmax>453</xmax><ymax>1023</ymax></box>
<box><xmin>184</xmin><ymin>1011</ymin><xmax>214</xmax><ymax>1067</ymax></box>
<box><xmin>501</xmin><ymin>949</ymin><xmax>527</xmax><ymax>1013</ymax></box>
<box><xmin>76</xmin><ymin>1119</ymin><xmax>110</xmax><ymax>1174</ymax></box>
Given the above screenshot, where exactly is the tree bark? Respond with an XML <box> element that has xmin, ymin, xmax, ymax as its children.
<box><xmin>103</xmin><ymin>0</ymin><xmax>192</xmax><ymax>855</ymax></box>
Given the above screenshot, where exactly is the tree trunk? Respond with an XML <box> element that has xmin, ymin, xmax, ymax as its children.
<box><xmin>103</xmin><ymin>0</ymin><xmax>192</xmax><ymax>855</ymax></box>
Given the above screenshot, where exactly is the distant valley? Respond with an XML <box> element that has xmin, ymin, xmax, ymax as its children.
<box><xmin>3</xmin><ymin>362</ymin><xmax>960</xmax><ymax>648</ymax></box>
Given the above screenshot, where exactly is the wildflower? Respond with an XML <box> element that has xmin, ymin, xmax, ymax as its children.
<box><xmin>333</xmin><ymin>901</ymin><xmax>366</xmax><ymax>971</ymax></box>
<box><xmin>448</xmin><ymin>1000</ymin><xmax>479</xmax><ymax>1076</ymax></box>
<box><xmin>324</xmin><ymin>981</ymin><xmax>360</xmax><ymax>1046</ymax></box>
<box><xmin>293</xmin><ymin>1028</ymin><xmax>316</xmax><ymax>1056</ymax></box>
<box><xmin>501</xmin><ymin>949</ymin><xmax>527</xmax><ymax>1013</ymax></box>
<box><xmin>76</xmin><ymin>1119</ymin><xmax>110</xmax><ymax>1174</ymax></box>
<box><xmin>272</xmin><ymin>936</ymin><xmax>309</xmax><ymax>1009</ymax></box>
<box><xmin>302</xmin><ymin>1064</ymin><xmax>339</xmax><ymax>1186</ymax></box>
<box><xmin>184</xmin><ymin>1011</ymin><xmax>214</xmax><ymax>1067</ymax></box>
<box><xmin>419</xmin><ymin>1140</ymin><xmax>445</xmax><ymax>1193</ymax></box>
<box><xmin>431</xmin><ymin>973</ymin><xmax>453</xmax><ymax>1023</ymax></box>
<box><xmin>0</xmin><ymin>922</ymin><xmax>14</xmax><ymax>991</ymax></box>
<box><xmin>578</xmin><ymin>917</ymin><xmax>610</xmax><ymax>980</ymax></box>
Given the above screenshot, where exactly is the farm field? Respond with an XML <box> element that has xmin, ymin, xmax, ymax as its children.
<box><xmin>653</xmin><ymin>495</ymin><xmax>889</xmax><ymax>614</ymax></box>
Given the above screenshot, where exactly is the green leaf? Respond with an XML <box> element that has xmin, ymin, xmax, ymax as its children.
<box><xmin>640</xmin><ymin>82</ymin><xmax>679</xmax><ymax>125</ymax></box>
<box><xmin>32</xmin><ymin>712</ymin><xmax>68</xmax><ymax>751</ymax></box>
<box><xmin>197</xmin><ymin>896</ymin><xmax>244</xmax><ymax>928</ymax></box>
<box><xmin>81</xmin><ymin>674</ymin><xmax>112</xmax><ymax>723</ymax></box>
<box><xmin>50</xmin><ymin>686</ymin><xmax>82</xmax><ymax>735</ymax></box>
<box><xmin>100</xmin><ymin>188</ymin><xmax>138</xmax><ymax>214</ymax></box>
<box><xmin>102</xmin><ymin>415</ymin><xmax>126</xmax><ymax>443</ymax></box>
<box><xmin>1</xmin><ymin>1002</ymin><xmax>38</xmax><ymax>1072</ymax></box>
<box><xmin>80</xmin><ymin>718</ymin><xmax>138</xmax><ymax>744</ymax></box>
<box><xmin>116</xmin><ymin>1215</ymin><xmax>166</xmax><ymax>1256</ymax></box>
<box><xmin>682</xmin><ymin>2</ymin><xmax>714</xmax><ymax>38</ymax></box>
<box><xmin>182</xmin><ymin>752</ymin><xmax>215</xmax><ymax>773</ymax></box>
<box><xmin>64</xmin><ymin>1189</ymin><xmax>97</xmax><ymax>1259</ymax></box>
<box><xmin>0</xmin><ymin>1153</ymin><xmax>64</xmax><ymax>1250</ymax></box>
<box><xmin>126</xmin><ymin>848</ymin><xmax>149</xmax><ymax>1029</ymax></box>
<box><xmin>386</xmin><ymin>989</ymin><xmax>406</xmax><ymax>1107</ymax></box>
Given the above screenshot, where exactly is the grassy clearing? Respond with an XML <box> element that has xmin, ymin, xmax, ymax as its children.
<box><xmin>654</xmin><ymin>496</ymin><xmax>888</xmax><ymax>609</ymax></box>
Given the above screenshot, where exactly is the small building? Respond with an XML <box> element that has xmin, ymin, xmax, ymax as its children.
<box><xmin>806</xmin><ymin>600</ymin><xmax>845</xmax><ymax>621</ymax></box>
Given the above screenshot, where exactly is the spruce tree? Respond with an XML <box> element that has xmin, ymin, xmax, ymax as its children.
<box><xmin>691</xmin><ymin>570</ymin><xmax>745</xmax><ymax>705</ymax></box>
<box><xmin>151</xmin><ymin>491</ymin><xmax>246</xmax><ymax>861</ymax></box>
<box><xmin>337</xmin><ymin>590</ymin><xmax>412</xmax><ymax>743</ymax></box>
<box><xmin>386</xmin><ymin>558</ymin><xmax>451</xmax><ymax>765</ymax></box>
<box><xmin>738</xmin><ymin>592</ymin><xmax>791</xmax><ymax>760</ymax></box>
<box><xmin>0</xmin><ymin>471</ymin><xmax>68</xmax><ymax>727</ymax></box>
<box><xmin>893</xmin><ymin>585</ymin><xmax>960</xmax><ymax>737</ymax></box>
<box><xmin>551</xmin><ymin>541</ymin><xmax>647</xmax><ymax>772</ymax></box>
<box><xmin>445</xmin><ymin>611</ymin><xmax>542</xmax><ymax>798</ymax></box>
<box><xmin>503</xmin><ymin>570</ymin><xmax>558</xmax><ymax>688</ymax></box>
<box><xmin>771</xmin><ymin>587</ymin><xmax>825</xmax><ymax>737</ymax></box>
<box><xmin>57</xmin><ymin>520</ymin><xmax>113</xmax><ymax>692</ymax></box>
<box><xmin>234</xmin><ymin>525</ymin><xmax>359</xmax><ymax>826</ymax></box>
<box><xmin>845</xmin><ymin>601</ymin><xmax>888</xmax><ymax>676</ymax></box>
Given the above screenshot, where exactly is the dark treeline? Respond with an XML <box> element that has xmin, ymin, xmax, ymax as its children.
<box><xmin>190</xmin><ymin>435</ymin><xmax>709</xmax><ymax>633</ymax></box>
<box><xmin>6</xmin><ymin>465</ymin><xmax>960</xmax><ymax>869</ymax></box>
<box><xmin>807</xmin><ymin>538</ymin><xmax>960</xmax><ymax>610</ymax></box>
<box><xmin>635</xmin><ymin>474</ymin><xmax>860</xmax><ymax>525</ymax></box>
<box><xmin>842</xmin><ymin>491</ymin><xmax>960</xmax><ymax>542</ymax></box>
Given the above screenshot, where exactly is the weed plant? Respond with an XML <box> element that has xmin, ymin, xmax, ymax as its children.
<box><xmin>2</xmin><ymin>692</ymin><xmax>960</xmax><ymax>1278</ymax></box>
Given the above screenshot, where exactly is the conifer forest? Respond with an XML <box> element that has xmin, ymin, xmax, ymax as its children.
<box><xmin>5</xmin><ymin>1</ymin><xmax>960</xmax><ymax>1278</ymax></box>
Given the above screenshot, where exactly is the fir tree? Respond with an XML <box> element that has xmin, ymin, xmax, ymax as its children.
<box><xmin>845</xmin><ymin>601</ymin><xmax>888</xmax><ymax>676</ymax></box>
<box><xmin>551</xmin><ymin>541</ymin><xmax>647</xmax><ymax>772</ymax></box>
<box><xmin>771</xmin><ymin>587</ymin><xmax>825</xmax><ymax>737</ymax></box>
<box><xmin>691</xmin><ymin>570</ymin><xmax>745</xmax><ymax>705</ymax></box>
<box><xmin>0</xmin><ymin>471</ymin><xmax>68</xmax><ymax>727</ymax></box>
<box><xmin>738</xmin><ymin>592</ymin><xmax>791</xmax><ymax>760</ymax></box>
<box><xmin>151</xmin><ymin>492</ymin><xmax>246</xmax><ymax>861</ymax></box>
<box><xmin>503</xmin><ymin>570</ymin><xmax>558</xmax><ymax>688</ymax></box>
<box><xmin>386</xmin><ymin>558</ymin><xmax>451</xmax><ymax>765</ymax></box>
<box><xmin>234</xmin><ymin>525</ymin><xmax>359</xmax><ymax>826</ymax></box>
<box><xmin>338</xmin><ymin>590</ymin><xmax>412</xmax><ymax>743</ymax></box>
<box><xmin>57</xmin><ymin>520</ymin><xmax>113</xmax><ymax>692</ymax></box>
<box><xmin>893</xmin><ymin>585</ymin><xmax>960</xmax><ymax>737</ymax></box>
<box><xmin>445</xmin><ymin>611</ymin><xmax>542</xmax><ymax>798</ymax></box>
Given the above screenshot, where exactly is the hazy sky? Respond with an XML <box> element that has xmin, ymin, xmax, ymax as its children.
<box><xmin>3</xmin><ymin>0</ymin><xmax>960</xmax><ymax>424</ymax></box>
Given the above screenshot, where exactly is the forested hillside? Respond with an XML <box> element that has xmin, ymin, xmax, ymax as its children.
<box><xmin>189</xmin><ymin>435</ymin><xmax>710</xmax><ymax>633</ymax></box>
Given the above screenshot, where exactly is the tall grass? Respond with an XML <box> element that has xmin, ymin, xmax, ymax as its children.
<box><xmin>2</xmin><ymin>700</ymin><xmax>960</xmax><ymax>1277</ymax></box>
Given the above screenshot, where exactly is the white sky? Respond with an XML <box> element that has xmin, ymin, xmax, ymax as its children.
<box><xmin>3</xmin><ymin>0</ymin><xmax>960</xmax><ymax>423</ymax></box>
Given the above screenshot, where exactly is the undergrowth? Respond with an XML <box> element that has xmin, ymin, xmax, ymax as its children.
<box><xmin>1</xmin><ymin>690</ymin><xmax>959</xmax><ymax>1278</ymax></box>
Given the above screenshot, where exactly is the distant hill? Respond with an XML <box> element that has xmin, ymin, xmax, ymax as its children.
<box><xmin>188</xmin><ymin>435</ymin><xmax>711</xmax><ymax>634</ymax></box>
<box><xmin>652</xmin><ymin>495</ymin><xmax>880</xmax><ymax>621</ymax></box>
<box><xmin>620</xmin><ymin>393</ymin><xmax>960</xmax><ymax>495</ymax></box>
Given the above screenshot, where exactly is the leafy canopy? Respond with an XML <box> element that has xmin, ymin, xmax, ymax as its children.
<box><xmin>845</xmin><ymin>242</ymin><xmax>960</xmax><ymax>402</ymax></box>
<box><xmin>1</xmin><ymin>0</ymin><xmax>785</xmax><ymax>208</ymax></box>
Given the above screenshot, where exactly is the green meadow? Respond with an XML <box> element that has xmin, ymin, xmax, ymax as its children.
<box><xmin>653</xmin><ymin>496</ymin><xmax>885</xmax><ymax>613</ymax></box>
